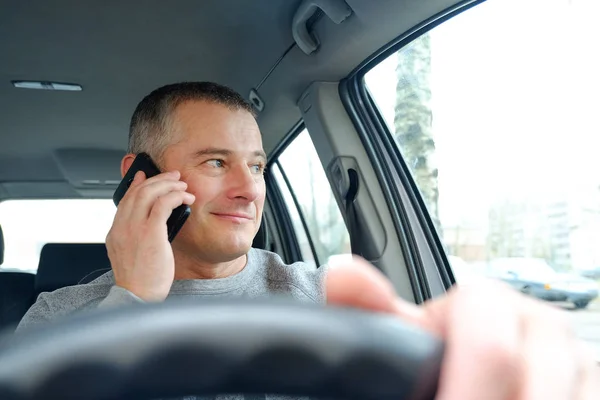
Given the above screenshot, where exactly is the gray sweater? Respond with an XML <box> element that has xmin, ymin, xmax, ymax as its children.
<box><xmin>16</xmin><ymin>248</ymin><xmax>328</xmax><ymax>400</ymax></box>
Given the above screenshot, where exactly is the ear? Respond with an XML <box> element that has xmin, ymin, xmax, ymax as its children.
<box><xmin>120</xmin><ymin>153</ymin><xmax>137</xmax><ymax>178</ymax></box>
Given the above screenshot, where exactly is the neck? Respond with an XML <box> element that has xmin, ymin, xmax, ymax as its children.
<box><xmin>173</xmin><ymin>250</ymin><xmax>248</xmax><ymax>280</ymax></box>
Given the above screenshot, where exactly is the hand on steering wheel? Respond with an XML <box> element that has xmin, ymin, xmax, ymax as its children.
<box><xmin>327</xmin><ymin>257</ymin><xmax>600</xmax><ymax>400</ymax></box>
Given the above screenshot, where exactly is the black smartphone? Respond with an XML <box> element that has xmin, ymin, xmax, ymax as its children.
<box><xmin>112</xmin><ymin>152</ymin><xmax>191</xmax><ymax>242</ymax></box>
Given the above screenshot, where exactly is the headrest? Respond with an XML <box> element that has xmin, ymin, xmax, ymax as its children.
<box><xmin>252</xmin><ymin>216</ymin><xmax>270</xmax><ymax>251</ymax></box>
<box><xmin>35</xmin><ymin>243</ymin><xmax>111</xmax><ymax>295</ymax></box>
<box><xmin>0</xmin><ymin>224</ymin><xmax>4</xmax><ymax>265</ymax></box>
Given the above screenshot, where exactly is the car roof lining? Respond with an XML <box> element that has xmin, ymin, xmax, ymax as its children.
<box><xmin>0</xmin><ymin>0</ymin><xmax>464</xmax><ymax>201</ymax></box>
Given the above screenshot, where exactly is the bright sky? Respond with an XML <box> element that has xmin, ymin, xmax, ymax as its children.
<box><xmin>366</xmin><ymin>0</ymin><xmax>600</xmax><ymax>227</ymax></box>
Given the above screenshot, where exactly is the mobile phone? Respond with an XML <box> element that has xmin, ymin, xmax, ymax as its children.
<box><xmin>112</xmin><ymin>152</ymin><xmax>191</xmax><ymax>242</ymax></box>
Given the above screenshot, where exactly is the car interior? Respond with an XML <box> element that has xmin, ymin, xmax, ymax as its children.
<box><xmin>1</xmin><ymin>0</ymin><xmax>599</xmax><ymax>398</ymax></box>
<box><xmin>0</xmin><ymin>0</ymin><xmax>466</xmax><ymax>332</ymax></box>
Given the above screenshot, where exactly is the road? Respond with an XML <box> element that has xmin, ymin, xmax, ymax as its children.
<box><xmin>561</xmin><ymin>301</ymin><xmax>600</xmax><ymax>360</ymax></box>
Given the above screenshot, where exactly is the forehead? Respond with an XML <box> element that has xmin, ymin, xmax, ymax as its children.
<box><xmin>171</xmin><ymin>100</ymin><xmax>262</xmax><ymax>151</ymax></box>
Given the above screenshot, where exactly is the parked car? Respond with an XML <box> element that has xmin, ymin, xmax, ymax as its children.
<box><xmin>486</xmin><ymin>258</ymin><xmax>599</xmax><ymax>309</ymax></box>
<box><xmin>580</xmin><ymin>267</ymin><xmax>600</xmax><ymax>280</ymax></box>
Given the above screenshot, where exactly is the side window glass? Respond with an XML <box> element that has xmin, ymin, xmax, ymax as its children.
<box><xmin>365</xmin><ymin>0</ymin><xmax>600</xmax><ymax>359</ymax></box>
<box><xmin>275</xmin><ymin>128</ymin><xmax>351</xmax><ymax>266</ymax></box>
<box><xmin>271</xmin><ymin>163</ymin><xmax>317</xmax><ymax>267</ymax></box>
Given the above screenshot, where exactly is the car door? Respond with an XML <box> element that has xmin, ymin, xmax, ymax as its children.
<box><xmin>267</xmin><ymin>0</ymin><xmax>600</xmax><ymax>361</ymax></box>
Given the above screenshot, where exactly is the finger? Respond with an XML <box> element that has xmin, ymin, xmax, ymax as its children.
<box><xmin>114</xmin><ymin>170</ymin><xmax>147</xmax><ymax>216</ymax></box>
<box><xmin>325</xmin><ymin>257</ymin><xmax>427</xmax><ymax>325</ymax></box>
<box><xmin>148</xmin><ymin>191</ymin><xmax>195</xmax><ymax>227</ymax></box>
<box><xmin>113</xmin><ymin>170</ymin><xmax>144</xmax><ymax>221</ymax></box>
<box><xmin>123</xmin><ymin>179</ymin><xmax>189</xmax><ymax>222</ymax></box>
<box><xmin>118</xmin><ymin>170</ymin><xmax>180</xmax><ymax>213</ymax></box>
<box><xmin>521</xmin><ymin>305</ymin><xmax>577</xmax><ymax>400</ymax></box>
<box><xmin>124</xmin><ymin>170</ymin><xmax>181</xmax><ymax>195</ymax></box>
<box><xmin>434</xmin><ymin>283</ymin><xmax>522</xmax><ymax>400</ymax></box>
<box><xmin>128</xmin><ymin>170</ymin><xmax>147</xmax><ymax>188</ymax></box>
<box><xmin>575</xmin><ymin>341</ymin><xmax>600</xmax><ymax>400</ymax></box>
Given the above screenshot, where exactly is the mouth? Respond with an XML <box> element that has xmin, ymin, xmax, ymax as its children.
<box><xmin>211</xmin><ymin>212</ymin><xmax>254</xmax><ymax>224</ymax></box>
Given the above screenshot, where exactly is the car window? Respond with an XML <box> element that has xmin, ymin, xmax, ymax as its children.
<box><xmin>364</xmin><ymin>0</ymin><xmax>600</xmax><ymax>359</ymax></box>
<box><xmin>0</xmin><ymin>199</ymin><xmax>115</xmax><ymax>272</ymax></box>
<box><xmin>270</xmin><ymin>163</ymin><xmax>317</xmax><ymax>267</ymax></box>
<box><xmin>274</xmin><ymin>128</ymin><xmax>351</xmax><ymax>266</ymax></box>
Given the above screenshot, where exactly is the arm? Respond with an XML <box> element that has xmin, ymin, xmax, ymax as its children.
<box><xmin>15</xmin><ymin>285</ymin><xmax>144</xmax><ymax>333</ymax></box>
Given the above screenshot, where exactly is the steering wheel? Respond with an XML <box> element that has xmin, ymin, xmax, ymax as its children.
<box><xmin>0</xmin><ymin>298</ymin><xmax>444</xmax><ymax>400</ymax></box>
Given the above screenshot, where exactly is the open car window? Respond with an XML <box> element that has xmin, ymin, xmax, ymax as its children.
<box><xmin>0</xmin><ymin>199</ymin><xmax>115</xmax><ymax>273</ymax></box>
<box><xmin>364</xmin><ymin>0</ymin><xmax>600</xmax><ymax>359</ymax></box>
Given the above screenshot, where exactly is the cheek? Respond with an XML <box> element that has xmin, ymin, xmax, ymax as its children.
<box><xmin>255</xmin><ymin>197</ymin><xmax>266</xmax><ymax>218</ymax></box>
<box><xmin>183</xmin><ymin>176</ymin><xmax>218</xmax><ymax>207</ymax></box>
<box><xmin>257</xmin><ymin>185</ymin><xmax>267</xmax><ymax>206</ymax></box>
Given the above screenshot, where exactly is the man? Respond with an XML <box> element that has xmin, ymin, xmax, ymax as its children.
<box><xmin>18</xmin><ymin>82</ymin><xmax>599</xmax><ymax>399</ymax></box>
<box><xmin>18</xmin><ymin>82</ymin><xmax>325</xmax><ymax>317</ymax></box>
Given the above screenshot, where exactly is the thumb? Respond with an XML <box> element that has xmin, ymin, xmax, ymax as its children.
<box><xmin>325</xmin><ymin>256</ymin><xmax>431</xmax><ymax>330</ymax></box>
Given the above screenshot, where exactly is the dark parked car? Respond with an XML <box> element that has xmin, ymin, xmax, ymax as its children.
<box><xmin>487</xmin><ymin>258</ymin><xmax>599</xmax><ymax>309</ymax></box>
<box><xmin>581</xmin><ymin>268</ymin><xmax>600</xmax><ymax>280</ymax></box>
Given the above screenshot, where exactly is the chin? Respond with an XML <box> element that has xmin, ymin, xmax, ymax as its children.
<box><xmin>175</xmin><ymin>222</ymin><xmax>255</xmax><ymax>256</ymax></box>
<box><xmin>220</xmin><ymin>235</ymin><xmax>253</xmax><ymax>254</ymax></box>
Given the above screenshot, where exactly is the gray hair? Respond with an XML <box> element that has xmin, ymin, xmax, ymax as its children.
<box><xmin>128</xmin><ymin>82</ymin><xmax>255</xmax><ymax>163</ymax></box>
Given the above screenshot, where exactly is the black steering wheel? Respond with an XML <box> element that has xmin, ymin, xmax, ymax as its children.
<box><xmin>0</xmin><ymin>298</ymin><xmax>443</xmax><ymax>400</ymax></box>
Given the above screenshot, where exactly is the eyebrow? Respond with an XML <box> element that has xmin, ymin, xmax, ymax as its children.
<box><xmin>193</xmin><ymin>147</ymin><xmax>267</xmax><ymax>162</ymax></box>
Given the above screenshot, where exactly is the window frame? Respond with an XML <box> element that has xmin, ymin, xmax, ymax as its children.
<box><xmin>337</xmin><ymin>0</ymin><xmax>486</xmax><ymax>299</ymax></box>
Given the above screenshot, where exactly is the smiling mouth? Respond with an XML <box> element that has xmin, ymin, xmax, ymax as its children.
<box><xmin>211</xmin><ymin>213</ymin><xmax>253</xmax><ymax>223</ymax></box>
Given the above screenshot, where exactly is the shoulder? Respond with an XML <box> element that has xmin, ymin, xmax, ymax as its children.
<box><xmin>48</xmin><ymin>270</ymin><xmax>115</xmax><ymax>309</ymax></box>
<box><xmin>16</xmin><ymin>271</ymin><xmax>115</xmax><ymax>332</ymax></box>
<box><xmin>249</xmin><ymin>248</ymin><xmax>328</xmax><ymax>303</ymax></box>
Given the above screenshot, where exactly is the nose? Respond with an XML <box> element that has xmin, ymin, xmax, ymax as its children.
<box><xmin>226</xmin><ymin>164</ymin><xmax>260</xmax><ymax>202</ymax></box>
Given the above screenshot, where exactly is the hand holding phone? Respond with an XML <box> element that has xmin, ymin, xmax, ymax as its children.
<box><xmin>113</xmin><ymin>153</ymin><xmax>191</xmax><ymax>242</ymax></box>
<box><xmin>105</xmin><ymin>153</ymin><xmax>195</xmax><ymax>301</ymax></box>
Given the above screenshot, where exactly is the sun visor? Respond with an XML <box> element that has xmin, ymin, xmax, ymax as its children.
<box><xmin>53</xmin><ymin>148</ymin><xmax>125</xmax><ymax>190</ymax></box>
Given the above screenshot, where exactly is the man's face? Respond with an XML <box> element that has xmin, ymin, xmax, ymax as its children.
<box><xmin>161</xmin><ymin>100</ymin><xmax>266</xmax><ymax>263</ymax></box>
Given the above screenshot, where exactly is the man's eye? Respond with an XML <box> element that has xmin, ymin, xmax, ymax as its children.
<box><xmin>251</xmin><ymin>164</ymin><xmax>265</xmax><ymax>174</ymax></box>
<box><xmin>206</xmin><ymin>159</ymin><xmax>224</xmax><ymax>168</ymax></box>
